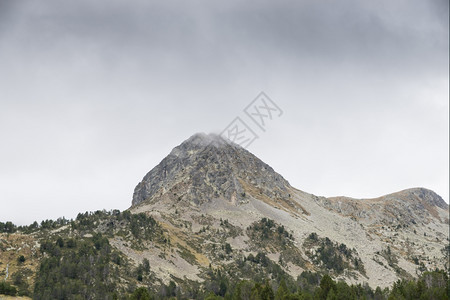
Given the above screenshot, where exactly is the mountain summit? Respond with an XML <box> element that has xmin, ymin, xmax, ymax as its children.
<box><xmin>126</xmin><ymin>133</ymin><xmax>448</xmax><ymax>288</ymax></box>
<box><xmin>132</xmin><ymin>133</ymin><xmax>292</xmax><ymax>207</ymax></box>
<box><xmin>1</xmin><ymin>133</ymin><xmax>448</xmax><ymax>296</ymax></box>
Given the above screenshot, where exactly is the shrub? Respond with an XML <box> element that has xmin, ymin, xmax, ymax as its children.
<box><xmin>0</xmin><ymin>281</ymin><xmax>17</xmax><ymax>296</ymax></box>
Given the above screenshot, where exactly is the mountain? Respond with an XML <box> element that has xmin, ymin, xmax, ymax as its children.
<box><xmin>321</xmin><ymin>188</ymin><xmax>449</xmax><ymax>226</ymax></box>
<box><xmin>0</xmin><ymin>133</ymin><xmax>448</xmax><ymax>298</ymax></box>
<box><xmin>132</xmin><ymin>133</ymin><xmax>293</xmax><ymax>208</ymax></box>
<box><xmin>128</xmin><ymin>133</ymin><xmax>448</xmax><ymax>287</ymax></box>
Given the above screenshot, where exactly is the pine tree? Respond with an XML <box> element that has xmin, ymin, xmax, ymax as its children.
<box><xmin>275</xmin><ymin>279</ymin><xmax>288</xmax><ymax>300</ymax></box>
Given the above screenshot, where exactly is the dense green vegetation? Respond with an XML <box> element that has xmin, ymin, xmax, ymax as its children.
<box><xmin>247</xmin><ymin>218</ymin><xmax>294</xmax><ymax>246</ymax></box>
<box><xmin>124</xmin><ymin>269</ymin><xmax>448</xmax><ymax>300</ymax></box>
<box><xmin>303</xmin><ymin>233</ymin><xmax>365</xmax><ymax>276</ymax></box>
<box><xmin>30</xmin><ymin>210</ymin><xmax>164</xmax><ymax>299</ymax></box>
<box><xmin>34</xmin><ymin>233</ymin><xmax>119</xmax><ymax>299</ymax></box>
<box><xmin>0</xmin><ymin>221</ymin><xmax>17</xmax><ymax>233</ymax></box>
<box><xmin>5</xmin><ymin>266</ymin><xmax>449</xmax><ymax>299</ymax></box>
<box><xmin>1</xmin><ymin>213</ymin><xmax>449</xmax><ymax>299</ymax></box>
<box><xmin>72</xmin><ymin>210</ymin><xmax>160</xmax><ymax>241</ymax></box>
<box><xmin>0</xmin><ymin>281</ymin><xmax>17</xmax><ymax>296</ymax></box>
<box><xmin>0</xmin><ymin>218</ymin><xmax>71</xmax><ymax>234</ymax></box>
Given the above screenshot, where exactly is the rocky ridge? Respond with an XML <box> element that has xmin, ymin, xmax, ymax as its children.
<box><xmin>1</xmin><ymin>132</ymin><xmax>448</xmax><ymax>297</ymax></box>
<box><xmin>132</xmin><ymin>133</ymin><xmax>298</xmax><ymax>211</ymax></box>
<box><xmin>320</xmin><ymin>188</ymin><xmax>449</xmax><ymax>226</ymax></box>
<box><xmin>128</xmin><ymin>133</ymin><xmax>449</xmax><ymax>288</ymax></box>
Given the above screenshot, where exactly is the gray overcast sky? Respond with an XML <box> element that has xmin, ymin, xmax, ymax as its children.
<box><xmin>0</xmin><ymin>0</ymin><xmax>448</xmax><ymax>225</ymax></box>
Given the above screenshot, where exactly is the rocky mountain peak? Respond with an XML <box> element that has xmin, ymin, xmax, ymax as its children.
<box><xmin>322</xmin><ymin>187</ymin><xmax>448</xmax><ymax>226</ymax></box>
<box><xmin>131</xmin><ymin>133</ymin><xmax>291</xmax><ymax>207</ymax></box>
<box><xmin>398</xmin><ymin>187</ymin><xmax>448</xmax><ymax>210</ymax></box>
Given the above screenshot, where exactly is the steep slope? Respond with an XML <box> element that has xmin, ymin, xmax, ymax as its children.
<box><xmin>125</xmin><ymin>133</ymin><xmax>449</xmax><ymax>288</ymax></box>
<box><xmin>1</xmin><ymin>132</ymin><xmax>448</xmax><ymax>297</ymax></box>
<box><xmin>132</xmin><ymin>133</ymin><xmax>305</xmax><ymax>214</ymax></box>
<box><xmin>322</xmin><ymin>188</ymin><xmax>448</xmax><ymax>225</ymax></box>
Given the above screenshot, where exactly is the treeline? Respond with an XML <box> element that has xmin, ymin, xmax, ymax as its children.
<box><xmin>2</xmin><ymin>212</ymin><xmax>449</xmax><ymax>299</ymax></box>
<box><xmin>127</xmin><ymin>270</ymin><xmax>449</xmax><ymax>300</ymax></box>
<box><xmin>0</xmin><ymin>209</ymin><xmax>142</xmax><ymax>235</ymax></box>
<box><xmin>33</xmin><ymin>232</ymin><xmax>121</xmax><ymax>299</ymax></box>
<box><xmin>30</xmin><ymin>210</ymin><xmax>162</xmax><ymax>299</ymax></box>
<box><xmin>1</xmin><ymin>209</ymin><xmax>162</xmax><ymax>298</ymax></box>
<box><xmin>248</xmin><ymin>218</ymin><xmax>294</xmax><ymax>242</ymax></box>
<box><xmin>72</xmin><ymin>209</ymin><xmax>161</xmax><ymax>241</ymax></box>
<box><xmin>0</xmin><ymin>209</ymin><xmax>159</xmax><ymax>238</ymax></box>
<box><xmin>4</xmin><ymin>265</ymin><xmax>449</xmax><ymax>299</ymax></box>
<box><xmin>0</xmin><ymin>216</ymin><xmax>70</xmax><ymax>234</ymax></box>
<box><xmin>304</xmin><ymin>233</ymin><xmax>365</xmax><ymax>276</ymax></box>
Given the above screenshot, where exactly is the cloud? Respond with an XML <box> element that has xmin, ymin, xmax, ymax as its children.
<box><xmin>0</xmin><ymin>0</ymin><xmax>447</xmax><ymax>224</ymax></box>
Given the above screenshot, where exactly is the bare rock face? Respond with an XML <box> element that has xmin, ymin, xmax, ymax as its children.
<box><xmin>132</xmin><ymin>133</ymin><xmax>291</xmax><ymax>207</ymax></box>
<box><xmin>126</xmin><ymin>132</ymin><xmax>448</xmax><ymax>288</ymax></box>
<box><xmin>406</xmin><ymin>187</ymin><xmax>449</xmax><ymax>210</ymax></box>
<box><xmin>321</xmin><ymin>188</ymin><xmax>449</xmax><ymax>225</ymax></box>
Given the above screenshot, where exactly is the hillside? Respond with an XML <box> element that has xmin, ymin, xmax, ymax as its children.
<box><xmin>130</xmin><ymin>133</ymin><xmax>448</xmax><ymax>287</ymax></box>
<box><xmin>0</xmin><ymin>133</ymin><xmax>448</xmax><ymax>299</ymax></box>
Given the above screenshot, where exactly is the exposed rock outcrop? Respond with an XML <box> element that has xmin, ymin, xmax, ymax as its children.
<box><xmin>132</xmin><ymin>133</ymin><xmax>291</xmax><ymax>207</ymax></box>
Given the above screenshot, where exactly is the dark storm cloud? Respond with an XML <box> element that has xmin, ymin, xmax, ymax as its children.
<box><xmin>0</xmin><ymin>0</ymin><xmax>448</xmax><ymax>224</ymax></box>
<box><xmin>2</xmin><ymin>0</ymin><xmax>446</xmax><ymax>74</ymax></box>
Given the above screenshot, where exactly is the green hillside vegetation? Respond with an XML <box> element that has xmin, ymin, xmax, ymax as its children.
<box><xmin>0</xmin><ymin>211</ymin><xmax>448</xmax><ymax>299</ymax></box>
<box><xmin>247</xmin><ymin>218</ymin><xmax>307</xmax><ymax>268</ymax></box>
<box><xmin>303</xmin><ymin>233</ymin><xmax>366</xmax><ymax>277</ymax></box>
<box><xmin>128</xmin><ymin>269</ymin><xmax>449</xmax><ymax>300</ymax></box>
